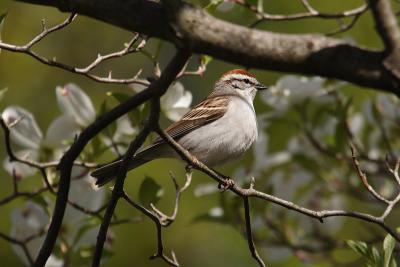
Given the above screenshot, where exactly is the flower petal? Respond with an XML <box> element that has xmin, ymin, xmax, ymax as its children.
<box><xmin>43</xmin><ymin>115</ymin><xmax>81</xmax><ymax>148</ymax></box>
<box><xmin>56</xmin><ymin>83</ymin><xmax>95</xmax><ymax>127</ymax></box>
<box><xmin>3</xmin><ymin>149</ymin><xmax>38</xmax><ymax>178</ymax></box>
<box><xmin>10</xmin><ymin>202</ymin><xmax>49</xmax><ymax>265</ymax></box>
<box><xmin>101</xmin><ymin>116</ymin><xmax>139</xmax><ymax>155</ymax></box>
<box><xmin>160</xmin><ymin>82</ymin><xmax>184</xmax><ymax>109</ymax></box>
<box><xmin>46</xmin><ymin>255</ymin><xmax>64</xmax><ymax>267</ymax></box>
<box><xmin>164</xmin><ymin>107</ymin><xmax>190</xmax><ymax>121</ymax></box>
<box><xmin>2</xmin><ymin>106</ymin><xmax>42</xmax><ymax>149</ymax></box>
<box><xmin>64</xmin><ymin>167</ymin><xmax>106</xmax><ymax>223</ymax></box>
<box><xmin>172</xmin><ymin>89</ymin><xmax>192</xmax><ymax>108</ymax></box>
<box><xmin>130</xmin><ymin>83</ymin><xmax>147</xmax><ymax>93</ymax></box>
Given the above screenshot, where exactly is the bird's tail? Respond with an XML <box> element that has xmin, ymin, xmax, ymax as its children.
<box><xmin>91</xmin><ymin>157</ymin><xmax>150</xmax><ymax>187</ymax></box>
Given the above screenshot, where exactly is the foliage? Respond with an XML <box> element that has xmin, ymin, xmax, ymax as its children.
<box><xmin>0</xmin><ymin>1</ymin><xmax>400</xmax><ymax>267</ymax></box>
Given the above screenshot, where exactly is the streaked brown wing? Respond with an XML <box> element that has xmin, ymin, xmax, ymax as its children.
<box><xmin>141</xmin><ymin>95</ymin><xmax>229</xmax><ymax>152</ymax></box>
<box><xmin>163</xmin><ymin>95</ymin><xmax>229</xmax><ymax>140</ymax></box>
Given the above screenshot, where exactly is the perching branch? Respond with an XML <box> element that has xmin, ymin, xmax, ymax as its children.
<box><xmin>155</xmin><ymin>128</ymin><xmax>400</xmax><ymax>245</ymax></box>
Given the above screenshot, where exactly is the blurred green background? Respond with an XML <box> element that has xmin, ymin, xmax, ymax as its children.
<box><xmin>0</xmin><ymin>0</ymin><xmax>396</xmax><ymax>266</ymax></box>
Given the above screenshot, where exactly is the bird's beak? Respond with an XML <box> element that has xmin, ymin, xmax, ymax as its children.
<box><xmin>255</xmin><ymin>84</ymin><xmax>268</xmax><ymax>90</ymax></box>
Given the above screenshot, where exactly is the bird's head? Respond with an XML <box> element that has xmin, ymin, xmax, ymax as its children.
<box><xmin>214</xmin><ymin>69</ymin><xmax>267</xmax><ymax>101</ymax></box>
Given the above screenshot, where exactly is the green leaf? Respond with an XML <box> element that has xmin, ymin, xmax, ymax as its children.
<box><xmin>200</xmin><ymin>55</ymin><xmax>213</xmax><ymax>67</ymax></box>
<box><xmin>139</xmin><ymin>176</ymin><xmax>164</xmax><ymax>207</ymax></box>
<box><xmin>347</xmin><ymin>240</ymin><xmax>368</xmax><ymax>256</ymax></box>
<box><xmin>97</xmin><ymin>99</ymin><xmax>108</xmax><ymax>117</ymax></box>
<box><xmin>334</xmin><ymin>121</ymin><xmax>347</xmax><ymax>152</ymax></box>
<box><xmin>0</xmin><ymin>13</ymin><xmax>6</xmax><ymax>24</ymax></box>
<box><xmin>108</xmin><ymin>92</ymin><xmax>130</xmax><ymax>104</ymax></box>
<box><xmin>154</xmin><ymin>40</ymin><xmax>164</xmax><ymax>61</ymax></box>
<box><xmin>107</xmin><ymin>91</ymin><xmax>143</xmax><ymax>123</ymax></box>
<box><xmin>0</xmin><ymin>87</ymin><xmax>8</xmax><ymax>102</ymax></box>
<box><xmin>72</xmin><ymin>217</ymin><xmax>100</xmax><ymax>247</ymax></box>
<box><xmin>204</xmin><ymin>0</ymin><xmax>223</xmax><ymax>10</ymax></box>
<box><xmin>383</xmin><ymin>234</ymin><xmax>396</xmax><ymax>267</ymax></box>
<box><xmin>370</xmin><ymin>246</ymin><xmax>381</xmax><ymax>266</ymax></box>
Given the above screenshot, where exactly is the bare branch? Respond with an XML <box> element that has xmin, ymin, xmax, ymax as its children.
<box><xmin>150</xmin><ymin>170</ymin><xmax>192</xmax><ymax>225</ymax></box>
<box><xmin>14</xmin><ymin>0</ymin><xmax>400</xmax><ymax>93</ymax></box>
<box><xmin>92</xmin><ymin>120</ymin><xmax>153</xmax><ymax>267</ymax></box>
<box><xmin>32</xmin><ymin>49</ymin><xmax>190</xmax><ymax>267</ymax></box>
<box><xmin>243</xmin><ymin>195</ymin><xmax>266</xmax><ymax>267</ymax></box>
<box><xmin>122</xmin><ymin>192</ymin><xmax>180</xmax><ymax>266</ymax></box>
<box><xmin>0</xmin><ymin>232</ymin><xmax>35</xmax><ymax>266</ymax></box>
<box><xmin>155</xmin><ymin>128</ymin><xmax>400</xmax><ymax>242</ymax></box>
<box><xmin>350</xmin><ymin>144</ymin><xmax>390</xmax><ymax>204</ymax></box>
<box><xmin>369</xmin><ymin>0</ymin><xmax>400</xmax><ymax>78</ymax></box>
<box><xmin>0</xmin><ymin>14</ymin><xmax>149</xmax><ymax>85</ymax></box>
<box><xmin>234</xmin><ymin>0</ymin><xmax>368</xmax><ymax>22</ymax></box>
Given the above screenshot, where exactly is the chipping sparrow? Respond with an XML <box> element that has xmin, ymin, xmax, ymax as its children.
<box><xmin>91</xmin><ymin>69</ymin><xmax>267</xmax><ymax>186</ymax></box>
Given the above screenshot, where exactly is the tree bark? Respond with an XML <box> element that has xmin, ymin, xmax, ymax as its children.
<box><xmin>15</xmin><ymin>0</ymin><xmax>400</xmax><ymax>94</ymax></box>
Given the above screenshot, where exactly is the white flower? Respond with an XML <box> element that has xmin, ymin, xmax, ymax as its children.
<box><xmin>2</xmin><ymin>106</ymin><xmax>43</xmax><ymax>149</ymax></box>
<box><xmin>10</xmin><ymin>202</ymin><xmax>63</xmax><ymax>267</ymax></box>
<box><xmin>2</xmin><ymin>107</ymin><xmax>44</xmax><ymax>178</ymax></box>
<box><xmin>2</xmin><ymin>83</ymin><xmax>95</xmax><ymax>178</ymax></box>
<box><xmin>45</xmin><ymin>83</ymin><xmax>95</xmax><ymax>147</ymax></box>
<box><xmin>375</xmin><ymin>93</ymin><xmax>400</xmax><ymax>122</ymax></box>
<box><xmin>261</xmin><ymin>75</ymin><xmax>339</xmax><ymax>111</ymax></box>
<box><xmin>252</xmin><ymin>131</ymin><xmax>291</xmax><ymax>172</ymax></box>
<box><xmin>62</xmin><ymin>167</ymin><xmax>107</xmax><ymax>248</ymax></box>
<box><xmin>347</xmin><ymin>112</ymin><xmax>364</xmax><ymax>136</ymax></box>
<box><xmin>102</xmin><ymin>115</ymin><xmax>139</xmax><ymax>155</ymax></box>
<box><xmin>55</xmin><ymin>83</ymin><xmax>96</xmax><ymax>127</ymax></box>
<box><xmin>131</xmin><ymin>81</ymin><xmax>192</xmax><ymax>121</ymax></box>
<box><xmin>10</xmin><ymin>170</ymin><xmax>107</xmax><ymax>265</ymax></box>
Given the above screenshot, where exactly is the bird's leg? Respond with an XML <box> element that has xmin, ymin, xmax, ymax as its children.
<box><xmin>213</xmin><ymin>169</ymin><xmax>235</xmax><ymax>191</ymax></box>
<box><xmin>184</xmin><ymin>165</ymin><xmax>234</xmax><ymax>191</ymax></box>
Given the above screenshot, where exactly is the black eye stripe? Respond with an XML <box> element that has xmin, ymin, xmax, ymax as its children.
<box><xmin>227</xmin><ymin>77</ymin><xmax>256</xmax><ymax>86</ymax></box>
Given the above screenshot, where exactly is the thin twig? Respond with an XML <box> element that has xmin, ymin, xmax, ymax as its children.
<box><xmin>150</xmin><ymin>170</ymin><xmax>192</xmax><ymax>226</ymax></box>
<box><xmin>350</xmin><ymin>144</ymin><xmax>390</xmax><ymax>204</ymax></box>
<box><xmin>0</xmin><ymin>14</ymin><xmax>148</xmax><ymax>85</ymax></box>
<box><xmin>243</xmin><ymin>193</ymin><xmax>266</xmax><ymax>267</ymax></box>
<box><xmin>122</xmin><ymin>192</ymin><xmax>180</xmax><ymax>267</ymax></box>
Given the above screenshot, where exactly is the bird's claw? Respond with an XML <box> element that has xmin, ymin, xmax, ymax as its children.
<box><xmin>218</xmin><ymin>178</ymin><xmax>234</xmax><ymax>192</ymax></box>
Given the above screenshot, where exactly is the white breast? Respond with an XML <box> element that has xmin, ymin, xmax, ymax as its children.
<box><xmin>178</xmin><ymin>95</ymin><xmax>258</xmax><ymax>167</ymax></box>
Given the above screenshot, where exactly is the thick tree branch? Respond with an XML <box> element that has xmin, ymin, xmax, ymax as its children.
<box><xmin>92</xmin><ymin>120</ymin><xmax>152</xmax><ymax>267</ymax></box>
<box><xmin>14</xmin><ymin>0</ymin><xmax>400</xmax><ymax>94</ymax></box>
<box><xmin>369</xmin><ymin>0</ymin><xmax>400</xmax><ymax>79</ymax></box>
<box><xmin>32</xmin><ymin>49</ymin><xmax>190</xmax><ymax>267</ymax></box>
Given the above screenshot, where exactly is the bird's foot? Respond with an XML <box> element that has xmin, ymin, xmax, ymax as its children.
<box><xmin>218</xmin><ymin>177</ymin><xmax>235</xmax><ymax>192</ymax></box>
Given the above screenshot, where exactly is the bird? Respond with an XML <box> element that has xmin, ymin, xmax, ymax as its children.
<box><xmin>91</xmin><ymin>69</ymin><xmax>267</xmax><ymax>187</ymax></box>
